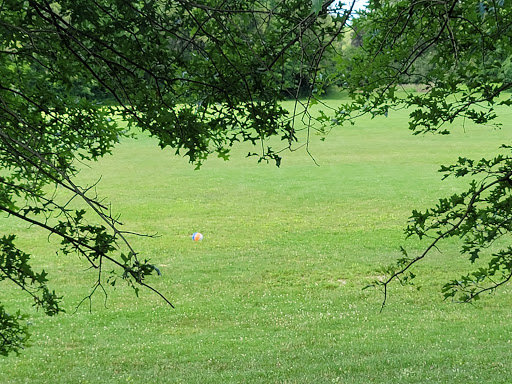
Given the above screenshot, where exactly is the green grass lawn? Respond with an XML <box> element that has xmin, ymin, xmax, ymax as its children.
<box><xmin>2</xmin><ymin>99</ymin><xmax>512</xmax><ymax>383</ymax></box>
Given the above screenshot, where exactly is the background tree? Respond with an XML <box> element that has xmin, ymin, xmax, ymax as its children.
<box><xmin>333</xmin><ymin>0</ymin><xmax>512</xmax><ymax>307</ymax></box>
<box><xmin>0</xmin><ymin>0</ymin><xmax>355</xmax><ymax>356</ymax></box>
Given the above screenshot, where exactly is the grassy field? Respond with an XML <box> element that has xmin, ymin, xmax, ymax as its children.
<box><xmin>2</xmin><ymin>99</ymin><xmax>512</xmax><ymax>383</ymax></box>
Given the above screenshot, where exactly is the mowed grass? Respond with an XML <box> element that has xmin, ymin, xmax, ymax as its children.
<box><xmin>3</xmin><ymin>99</ymin><xmax>512</xmax><ymax>383</ymax></box>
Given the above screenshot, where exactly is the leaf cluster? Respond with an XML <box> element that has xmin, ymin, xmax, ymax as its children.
<box><xmin>342</xmin><ymin>1</ymin><xmax>512</xmax><ymax>306</ymax></box>
<box><xmin>374</xmin><ymin>150</ymin><xmax>512</xmax><ymax>308</ymax></box>
<box><xmin>336</xmin><ymin>0</ymin><xmax>512</xmax><ymax>133</ymax></box>
<box><xmin>0</xmin><ymin>305</ymin><xmax>29</xmax><ymax>357</ymax></box>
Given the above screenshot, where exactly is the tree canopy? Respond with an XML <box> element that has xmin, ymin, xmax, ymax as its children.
<box><xmin>3</xmin><ymin>0</ymin><xmax>512</xmax><ymax>356</ymax></box>
<box><xmin>0</xmin><ymin>0</ymin><xmax>353</xmax><ymax>356</ymax></box>
<box><xmin>337</xmin><ymin>0</ymin><xmax>512</xmax><ymax>308</ymax></box>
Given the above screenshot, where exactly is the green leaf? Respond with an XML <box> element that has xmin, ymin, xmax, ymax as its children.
<box><xmin>312</xmin><ymin>0</ymin><xmax>323</xmax><ymax>15</ymax></box>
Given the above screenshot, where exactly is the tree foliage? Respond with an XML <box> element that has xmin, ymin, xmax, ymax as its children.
<box><xmin>5</xmin><ymin>0</ymin><xmax>512</xmax><ymax>356</ymax></box>
<box><xmin>338</xmin><ymin>0</ymin><xmax>512</xmax><ymax>307</ymax></box>
<box><xmin>0</xmin><ymin>0</ymin><xmax>354</xmax><ymax>355</ymax></box>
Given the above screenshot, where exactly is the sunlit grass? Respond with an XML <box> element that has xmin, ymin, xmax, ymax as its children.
<box><xmin>2</xmin><ymin>99</ymin><xmax>512</xmax><ymax>383</ymax></box>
